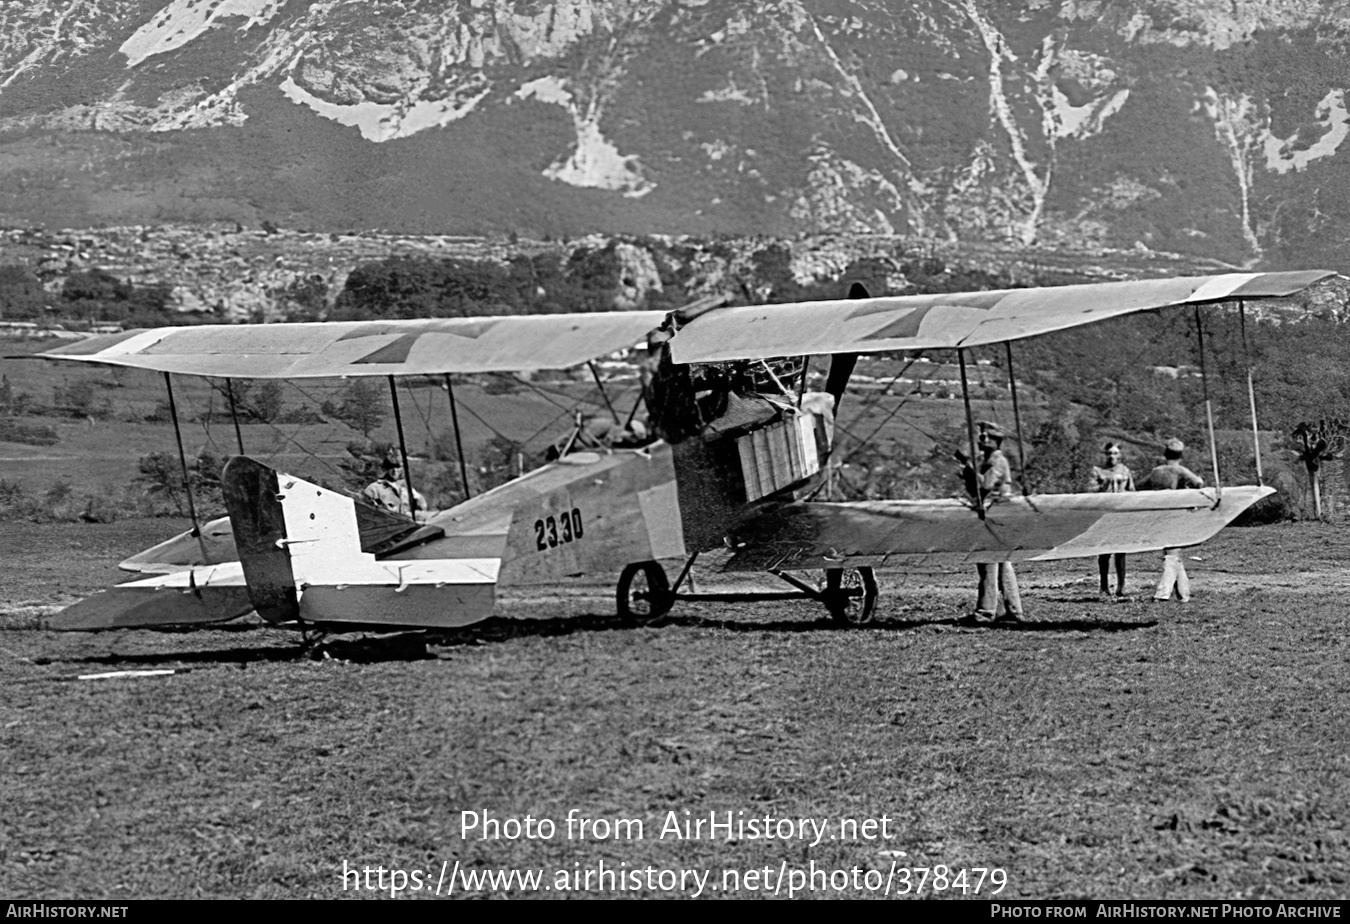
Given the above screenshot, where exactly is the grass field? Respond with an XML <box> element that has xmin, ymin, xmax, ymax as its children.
<box><xmin>2</xmin><ymin>522</ymin><xmax>1348</xmax><ymax>899</ymax></box>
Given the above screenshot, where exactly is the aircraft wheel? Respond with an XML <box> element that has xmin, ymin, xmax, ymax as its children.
<box><xmin>824</xmin><ymin>566</ymin><xmax>878</xmax><ymax>626</ymax></box>
<box><xmin>616</xmin><ymin>561</ymin><xmax>673</xmax><ymax>623</ymax></box>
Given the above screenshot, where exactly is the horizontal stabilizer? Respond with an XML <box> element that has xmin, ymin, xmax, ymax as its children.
<box><xmin>223</xmin><ymin>456</ymin><xmax>499</xmax><ymax>629</ymax></box>
<box><xmin>119</xmin><ymin>515</ymin><xmax>237</xmax><ymax>573</ymax></box>
<box><xmin>49</xmin><ymin>564</ymin><xmax>253</xmax><ymax>630</ymax></box>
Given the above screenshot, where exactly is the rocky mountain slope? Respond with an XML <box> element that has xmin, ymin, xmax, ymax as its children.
<box><xmin>3</xmin><ymin>223</ymin><xmax>1285</xmax><ymax>324</ymax></box>
<box><xmin>0</xmin><ymin>1</ymin><xmax>1348</xmax><ymax>268</ymax></box>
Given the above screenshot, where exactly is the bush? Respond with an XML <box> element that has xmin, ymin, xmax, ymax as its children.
<box><xmin>79</xmin><ymin>494</ymin><xmax>119</xmax><ymax>523</ymax></box>
<box><xmin>321</xmin><ymin>379</ymin><xmax>385</xmax><ymax>437</ymax></box>
<box><xmin>423</xmin><ymin>465</ymin><xmax>469</xmax><ymax>510</ymax></box>
<box><xmin>208</xmin><ymin>379</ymin><xmax>287</xmax><ymax>424</ymax></box>
<box><xmin>0</xmin><ymin>264</ymin><xmax>45</xmax><ymax>319</ymax></box>
<box><xmin>233</xmin><ymin>380</ymin><xmax>285</xmax><ymax>423</ymax></box>
<box><xmin>0</xmin><ymin>479</ymin><xmax>45</xmax><ymax>521</ymax></box>
<box><xmin>134</xmin><ymin>450</ymin><xmax>224</xmax><ymax>517</ymax></box>
<box><xmin>276</xmin><ymin>404</ymin><xmax>325</xmax><ymax>425</ymax></box>
<box><xmin>1021</xmin><ymin>412</ymin><xmax>1098</xmax><ymax>494</ymax></box>
<box><xmin>1232</xmin><ymin>491</ymin><xmax>1296</xmax><ymax>526</ymax></box>
<box><xmin>52</xmin><ymin>378</ymin><xmax>111</xmax><ymax>419</ymax></box>
<box><xmin>476</xmin><ymin>435</ymin><xmax>537</xmax><ymax>493</ymax></box>
<box><xmin>60</xmin><ymin>268</ymin><xmax>175</xmax><ymax>326</ymax></box>
<box><xmin>430</xmin><ymin>429</ymin><xmax>464</xmax><ymax>464</ymax></box>
<box><xmin>144</xmin><ymin>400</ymin><xmax>173</xmax><ymax>423</ymax></box>
<box><xmin>0</xmin><ymin>477</ymin><xmax>23</xmax><ymax>505</ymax></box>
<box><xmin>0</xmin><ymin>417</ymin><xmax>58</xmax><ymax>446</ymax></box>
<box><xmin>0</xmin><ymin>477</ymin><xmax>123</xmax><ymax>523</ymax></box>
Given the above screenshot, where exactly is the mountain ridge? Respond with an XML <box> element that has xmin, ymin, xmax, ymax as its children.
<box><xmin>0</xmin><ymin>1</ymin><xmax>1348</xmax><ymax>268</ymax></box>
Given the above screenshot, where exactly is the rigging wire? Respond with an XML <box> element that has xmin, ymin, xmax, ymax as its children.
<box><xmin>399</xmin><ymin>378</ymin><xmax>437</xmax><ymax>448</ymax></box>
<box><xmin>449</xmin><ymin>388</ymin><xmax>520</xmax><ymax>447</ymax></box>
<box><xmin>512</xmin><ymin>375</ymin><xmax>616</xmax><ymax>411</ymax></box>
<box><xmin>833</xmin><ymin>355</ymin><xmax>927</xmax><ymax>467</ymax></box>
<box><xmin>520</xmin><ymin>406</ymin><xmax>585</xmax><ymax>451</ymax></box>
<box><xmin>193</xmin><ymin>379</ymin><xmax>225</xmax><ymax>460</ymax></box>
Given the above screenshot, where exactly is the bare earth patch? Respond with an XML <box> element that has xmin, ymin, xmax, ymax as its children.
<box><xmin>1</xmin><ymin>522</ymin><xmax>1347</xmax><ymax>899</ymax></box>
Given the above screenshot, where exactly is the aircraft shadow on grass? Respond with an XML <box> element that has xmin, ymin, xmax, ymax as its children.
<box><xmin>52</xmin><ymin>609</ymin><xmax>1159</xmax><ymax>669</ymax></box>
<box><xmin>663</xmin><ymin>612</ymin><xmax>1159</xmax><ymax>634</ymax></box>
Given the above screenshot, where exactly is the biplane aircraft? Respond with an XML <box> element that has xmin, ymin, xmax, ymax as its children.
<box><xmin>30</xmin><ymin>269</ymin><xmax>1339</xmax><ymax>633</ymax></box>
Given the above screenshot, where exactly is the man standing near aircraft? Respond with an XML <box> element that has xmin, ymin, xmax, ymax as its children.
<box><xmin>362</xmin><ymin>455</ymin><xmax>427</xmax><ymax>519</ymax></box>
<box><xmin>961</xmin><ymin>422</ymin><xmax>1023</xmax><ymax>622</ymax></box>
<box><xmin>1138</xmin><ymin>438</ymin><xmax>1205</xmax><ymax>602</ymax></box>
<box><xmin>1092</xmin><ymin>442</ymin><xmax>1135</xmax><ymax>598</ymax></box>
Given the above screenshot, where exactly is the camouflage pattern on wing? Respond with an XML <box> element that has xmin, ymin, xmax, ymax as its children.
<box><xmin>669</xmin><ymin>271</ymin><xmax>1338</xmax><ymax>363</ymax></box>
<box><xmin>720</xmin><ymin>487</ymin><xmax>1274</xmax><ymax>571</ymax></box>
<box><xmin>34</xmin><ymin>311</ymin><xmax>667</xmax><ymax>378</ymax></box>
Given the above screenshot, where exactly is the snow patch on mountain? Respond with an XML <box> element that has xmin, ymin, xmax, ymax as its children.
<box><xmin>279</xmin><ymin>73</ymin><xmax>491</xmax><ymax>142</ymax></box>
<box><xmin>1049</xmin><ymin>86</ymin><xmax>1129</xmax><ymax>139</ymax></box>
<box><xmin>1264</xmin><ymin>89</ymin><xmax>1350</xmax><ymax>175</ymax></box>
<box><xmin>120</xmin><ymin>0</ymin><xmax>287</xmax><ymax>68</ymax></box>
<box><xmin>517</xmin><ymin>76</ymin><xmax>652</xmax><ymax>197</ymax></box>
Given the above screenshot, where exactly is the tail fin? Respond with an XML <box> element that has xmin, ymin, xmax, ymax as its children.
<box><xmin>222</xmin><ymin>457</ymin><xmax>498</xmax><ymax>629</ymax></box>
<box><xmin>222</xmin><ymin>456</ymin><xmax>301</xmax><ymax>623</ymax></box>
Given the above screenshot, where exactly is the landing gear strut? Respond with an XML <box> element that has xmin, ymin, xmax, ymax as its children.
<box><xmin>614</xmin><ymin>560</ymin><xmax>879</xmax><ymax>627</ymax></box>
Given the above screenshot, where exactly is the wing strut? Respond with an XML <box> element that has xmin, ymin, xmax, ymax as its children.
<box><xmin>162</xmin><ymin>372</ymin><xmax>207</xmax><ymax>553</ymax></box>
<box><xmin>224</xmin><ymin>377</ymin><xmax>245</xmax><ymax>455</ymax></box>
<box><xmin>956</xmin><ymin>349</ymin><xmax>985</xmax><ymax>519</ymax></box>
<box><xmin>1239</xmin><ymin>300</ymin><xmax>1263</xmax><ymax>486</ymax></box>
<box><xmin>823</xmin><ymin>282</ymin><xmax>871</xmax><ymax>413</ymax></box>
<box><xmin>588</xmin><ymin>361</ymin><xmax>621</xmax><ymax>425</ymax></box>
<box><xmin>443</xmin><ymin>373</ymin><xmax>472</xmax><ymax>500</ymax></box>
<box><xmin>387</xmin><ymin>375</ymin><xmax>417</xmax><ymax>515</ymax></box>
<box><xmin>824</xmin><ymin>353</ymin><xmax>858</xmax><ymax>413</ymax></box>
<box><xmin>1005</xmin><ymin>342</ymin><xmax>1030</xmax><ymax>496</ymax></box>
<box><xmin>1194</xmin><ymin>307</ymin><xmax>1222</xmax><ymax>499</ymax></box>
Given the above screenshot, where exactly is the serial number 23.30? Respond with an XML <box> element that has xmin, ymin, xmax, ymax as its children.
<box><xmin>534</xmin><ymin>509</ymin><xmax>585</xmax><ymax>550</ymax></box>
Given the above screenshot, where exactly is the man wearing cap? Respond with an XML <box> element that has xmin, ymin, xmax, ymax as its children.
<box><xmin>1138</xmin><ymin>439</ymin><xmax>1205</xmax><ymax>602</ymax></box>
<box><xmin>362</xmin><ymin>458</ymin><xmax>427</xmax><ymax>519</ymax></box>
<box><xmin>960</xmin><ymin>421</ymin><xmax>1023</xmax><ymax>622</ymax></box>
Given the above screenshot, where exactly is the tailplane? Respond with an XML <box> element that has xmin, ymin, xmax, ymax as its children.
<box><xmin>48</xmin><ymin>564</ymin><xmax>253</xmax><ymax>631</ymax></box>
<box><xmin>118</xmin><ymin>515</ymin><xmax>237</xmax><ymax>574</ymax></box>
<box><xmin>222</xmin><ymin>456</ymin><xmax>498</xmax><ymax>629</ymax></box>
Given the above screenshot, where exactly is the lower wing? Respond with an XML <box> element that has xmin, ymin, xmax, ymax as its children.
<box><xmin>721</xmin><ymin>487</ymin><xmax>1274</xmax><ymax>571</ymax></box>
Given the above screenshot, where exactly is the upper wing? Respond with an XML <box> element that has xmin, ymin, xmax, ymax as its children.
<box><xmin>669</xmin><ymin>271</ymin><xmax>1338</xmax><ymax>363</ymax></box>
<box><xmin>33</xmin><ymin>311</ymin><xmax>667</xmax><ymax>378</ymax></box>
